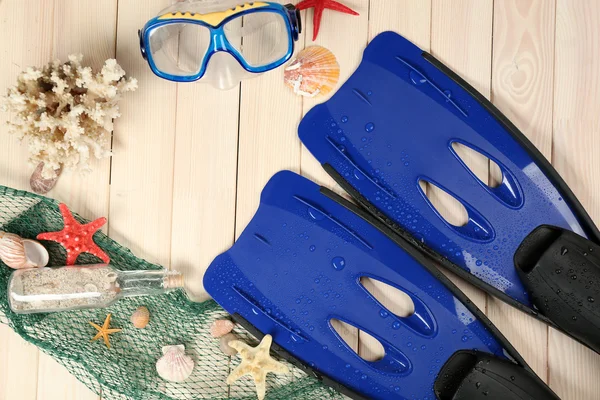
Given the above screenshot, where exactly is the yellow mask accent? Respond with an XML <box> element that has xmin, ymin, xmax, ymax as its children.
<box><xmin>158</xmin><ymin>2</ymin><xmax>270</xmax><ymax>27</ymax></box>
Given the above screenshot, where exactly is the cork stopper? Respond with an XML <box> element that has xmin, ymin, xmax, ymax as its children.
<box><xmin>164</xmin><ymin>271</ymin><xmax>185</xmax><ymax>289</ymax></box>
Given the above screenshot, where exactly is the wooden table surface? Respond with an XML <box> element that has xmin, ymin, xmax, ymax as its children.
<box><xmin>1</xmin><ymin>0</ymin><xmax>599</xmax><ymax>399</ymax></box>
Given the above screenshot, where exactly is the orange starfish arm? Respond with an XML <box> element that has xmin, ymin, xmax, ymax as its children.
<box><xmin>84</xmin><ymin>217</ymin><xmax>108</xmax><ymax>232</ymax></box>
<box><xmin>90</xmin><ymin>321</ymin><xmax>103</xmax><ymax>331</ymax></box>
<box><xmin>36</xmin><ymin>231</ymin><xmax>64</xmax><ymax>241</ymax></box>
<box><xmin>91</xmin><ymin>333</ymin><xmax>103</xmax><ymax>342</ymax></box>
<box><xmin>58</xmin><ymin>203</ymin><xmax>78</xmax><ymax>225</ymax></box>
<box><xmin>85</xmin><ymin>240</ymin><xmax>111</xmax><ymax>264</ymax></box>
<box><xmin>103</xmin><ymin>314</ymin><xmax>112</xmax><ymax>330</ymax></box>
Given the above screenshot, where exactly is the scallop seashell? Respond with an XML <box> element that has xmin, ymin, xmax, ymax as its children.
<box><xmin>30</xmin><ymin>162</ymin><xmax>63</xmax><ymax>194</ymax></box>
<box><xmin>0</xmin><ymin>232</ymin><xmax>48</xmax><ymax>269</ymax></box>
<box><xmin>156</xmin><ymin>344</ymin><xmax>194</xmax><ymax>382</ymax></box>
<box><xmin>219</xmin><ymin>333</ymin><xmax>239</xmax><ymax>356</ymax></box>
<box><xmin>210</xmin><ymin>319</ymin><xmax>234</xmax><ymax>338</ymax></box>
<box><xmin>131</xmin><ymin>306</ymin><xmax>150</xmax><ymax>329</ymax></box>
<box><xmin>284</xmin><ymin>46</ymin><xmax>340</xmax><ymax>98</ymax></box>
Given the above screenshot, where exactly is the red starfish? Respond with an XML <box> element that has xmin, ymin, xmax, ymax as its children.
<box><xmin>37</xmin><ymin>203</ymin><xmax>110</xmax><ymax>265</ymax></box>
<box><xmin>296</xmin><ymin>0</ymin><xmax>359</xmax><ymax>40</ymax></box>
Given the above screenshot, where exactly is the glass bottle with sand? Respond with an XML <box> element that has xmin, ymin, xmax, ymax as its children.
<box><xmin>8</xmin><ymin>264</ymin><xmax>184</xmax><ymax>314</ymax></box>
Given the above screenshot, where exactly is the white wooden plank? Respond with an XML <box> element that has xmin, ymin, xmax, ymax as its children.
<box><xmin>369</xmin><ymin>0</ymin><xmax>431</xmax><ymax>48</ymax></box>
<box><xmin>487</xmin><ymin>0</ymin><xmax>555</xmax><ymax>379</ymax></box>
<box><xmin>551</xmin><ymin>1</ymin><xmax>600</xmax><ymax>398</ymax></box>
<box><xmin>0</xmin><ymin>325</ymin><xmax>39</xmax><ymax>400</ymax></box>
<box><xmin>170</xmin><ymin>86</ymin><xmax>239</xmax><ymax>302</ymax></box>
<box><xmin>111</xmin><ymin>0</ymin><xmax>177</xmax><ymax>266</ymax></box>
<box><xmin>36</xmin><ymin>364</ymin><xmax>98</xmax><ymax>400</ymax></box>
<box><xmin>0</xmin><ymin>1</ymin><xmax>54</xmax><ymax>399</ymax></box>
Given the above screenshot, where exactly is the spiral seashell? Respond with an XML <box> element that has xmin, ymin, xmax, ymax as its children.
<box><xmin>284</xmin><ymin>46</ymin><xmax>340</xmax><ymax>98</ymax></box>
<box><xmin>210</xmin><ymin>319</ymin><xmax>234</xmax><ymax>338</ymax></box>
<box><xmin>0</xmin><ymin>232</ymin><xmax>48</xmax><ymax>269</ymax></box>
<box><xmin>131</xmin><ymin>306</ymin><xmax>150</xmax><ymax>329</ymax></box>
<box><xmin>156</xmin><ymin>344</ymin><xmax>194</xmax><ymax>382</ymax></box>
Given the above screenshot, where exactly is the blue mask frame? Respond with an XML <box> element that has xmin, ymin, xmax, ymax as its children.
<box><xmin>139</xmin><ymin>2</ymin><xmax>301</xmax><ymax>83</ymax></box>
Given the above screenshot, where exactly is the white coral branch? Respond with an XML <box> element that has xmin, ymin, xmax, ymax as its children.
<box><xmin>2</xmin><ymin>55</ymin><xmax>137</xmax><ymax>179</ymax></box>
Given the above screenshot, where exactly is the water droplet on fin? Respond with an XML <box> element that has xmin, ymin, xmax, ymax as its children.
<box><xmin>308</xmin><ymin>207</ymin><xmax>325</xmax><ymax>221</ymax></box>
<box><xmin>409</xmin><ymin>70</ymin><xmax>427</xmax><ymax>85</ymax></box>
<box><xmin>332</xmin><ymin>256</ymin><xmax>345</xmax><ymax>271</ymax></box>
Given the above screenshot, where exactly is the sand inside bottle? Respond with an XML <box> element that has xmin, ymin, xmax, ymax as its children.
<box><xmin>9</xmin><ymin>265</ymin><xmax>120</xmax><ymax>313</ymax></box>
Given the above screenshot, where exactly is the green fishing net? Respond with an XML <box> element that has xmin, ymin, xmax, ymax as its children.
<box><xmin>0</xmin><ymin>185</ymin><xmax>343</xmax><ymax>400</ymax></box>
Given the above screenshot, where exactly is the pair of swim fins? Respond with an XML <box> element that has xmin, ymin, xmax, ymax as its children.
<box><xmin>205</xmin><ymin>32</ymin><xmax>599</xmax><ymax>399</ymax></box>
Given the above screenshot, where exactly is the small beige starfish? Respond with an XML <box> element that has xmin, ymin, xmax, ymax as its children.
<box><xmin>90</xmin><ymin>313</ymin><xmax>122</xmax><ymax>349</ymax></box>
<box><xmin>226</xmin><ymin>334</ymin><xmax>290</xmax><ymax>400</ymax></box>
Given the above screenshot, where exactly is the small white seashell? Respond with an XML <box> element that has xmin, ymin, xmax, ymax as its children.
<box><xmin>219</xmin><ymin>333</ymin><xmax>238</xmax><ymax>356</ymax></box>
<box><xmin>210</xmin><ymin>319</ymin><xmax>234</xmax><ymax>338</ymax></box>
<box><xmin>131</xmin><ymin>306</ymin><xmax>150</xmax><ymax>329</ymax></box>
<box><xmin>156</xmin><ymin>344</ymin><xmax>194</xmax><ymax>382</ymax></box>
<box><xmin>22</xmin><ymin>239</ymin><xmax>49</xmax><ymax>267</ymax></box>
<box><xmin>0</xmin><ymin>232</ymin><xmax>48</xmax><ymax>269</ymax></box>
<box><xmin>84</xmin><ymin>283</ymin><xmax>98</xmax><ymax>292</ymax></box>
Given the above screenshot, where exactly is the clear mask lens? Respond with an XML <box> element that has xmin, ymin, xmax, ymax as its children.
<box><xmin>148</xmin><ymin>23</ymin><xmax>211</xmax><ymax>77</ymax></box>
<box><xmin>224</xmin><ymin>11</ymin><xmax>290</xmax><ymax>67</ymax></box>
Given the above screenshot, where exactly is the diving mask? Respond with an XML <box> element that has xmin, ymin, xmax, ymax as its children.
<box><xmin>139</xmin><ymin>1</ymin><xmax>301</xmax><ymax>89</ymax></box>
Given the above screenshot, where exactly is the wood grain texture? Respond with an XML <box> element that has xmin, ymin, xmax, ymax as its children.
<box><xmin>111</xmin><ymin>0</ymin><xmax>177</xmax><ymax>266</ymax></box>
<box><xmin>36</xmin><ymin>365</ymin><xmax>97</xmax><ymax>400</ymax></box>
<box><xmin>170</xmin><ymin>84</ymin><xmax>239</xmax><ymax>301</ymax></box>
<box><xmin>552</xmin><ymin>1</ymin><xmax>600</xmax><ymax>399</ymax></box>
<box><xmin>368</xmin><ymin>0</ymin><xmax>431</xmax><ymax>48</ymax></box>
<box><xmin>487</xmin><ymin>0</ymin><xmax>555</xmax><ymax>380</ymax></box>
<box><xmin>430</xmin><ymin>0</ymin><xmax>493</xmax><ymax>311</ymax></box>
<box><xmin>0</xmin><ymin>0</ymin><xmax>53</xmax><ymax>398</ymax></box>
<box><xmin>0</xmin><ymin>324</ymin><xmax>39</xmax><ymax>400</ymax></box>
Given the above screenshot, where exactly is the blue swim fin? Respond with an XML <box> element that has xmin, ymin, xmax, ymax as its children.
<box><xmin>298</xmin><ymin>31</ymin><xmax>600</xmax><ymax>354</ymax></box>
<box><xmin>204</xmin><ymin>171</ymin><xmax>557</xmax><ymax>400</ymax></box>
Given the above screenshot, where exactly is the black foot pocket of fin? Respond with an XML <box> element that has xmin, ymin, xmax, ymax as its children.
<box><xmin>434</xmin><ymin>350</ymin><xmax>558</xmax><ymax>400</ymax></box>
<box><xmin>515</xmin><ymin>225</ymin><xmax>600</xmax><ymax>353</ymax></box>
